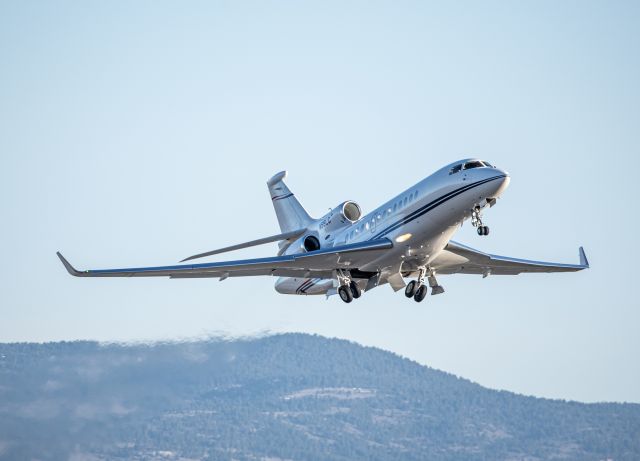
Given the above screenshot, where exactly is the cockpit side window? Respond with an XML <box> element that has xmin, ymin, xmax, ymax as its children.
<box><xmin>482</xmin><ymin>161</ymin><xmax>493</xmax><ymax>167</ymax></box>
<box><xmin>463</xmin><ymin>161</ymin><xmax>484</xmax><ymax>170</ymax></box>
<box><xmin>449</xmin><ymin>164</ymin><xmax>463</xmax><ymax>175</ymax></box>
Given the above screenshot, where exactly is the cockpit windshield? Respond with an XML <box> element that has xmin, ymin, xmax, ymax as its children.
<box><xmin>463</xmin><ymin>160</ymin><xmax>484</xmax><ymax>170</ymax></box>
<box><xmin>449</xmin><ymin>160</ymin><xmax>494</xmax><ymax>175</ymax></box>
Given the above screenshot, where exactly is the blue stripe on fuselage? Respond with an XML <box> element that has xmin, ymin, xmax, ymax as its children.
<box><xmin>369</xmin><ymin>175</ymin><xmax>506</xmax><ymax>240</ymax></box>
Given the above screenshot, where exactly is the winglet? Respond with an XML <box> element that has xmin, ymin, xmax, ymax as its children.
<box><xmin>579</xmin><ymin>247</ymin><xmax>589</xmax><ymax>268</ymax></box>
<box><xmin>56</xmin><ymin>252</ymin><xmax>85</xmax><ymax>277</ymax></box>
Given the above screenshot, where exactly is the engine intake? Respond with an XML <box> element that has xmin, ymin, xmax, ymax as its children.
<box><xmin>303</xmin><ymin>235</ymin><xmax>321</xmax><ymax>252</ymax></box>
<box><xmin>318</xmin><ymin>200</ymin><xmax>362</xmax><ymax>236</ymax></box>
<box><xmin>342</xmin><ymin>201</ymin><xmax>362</xmax><ymax>222</ymax></box>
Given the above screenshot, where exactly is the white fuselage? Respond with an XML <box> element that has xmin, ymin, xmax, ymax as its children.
<box><xmin>275</xmin><ymin>159</ymin><xmax>510</xmax><ymax>295</ymax></box>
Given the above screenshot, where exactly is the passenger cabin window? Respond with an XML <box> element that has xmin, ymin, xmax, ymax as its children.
<box><xmin>449</xmin><ymin>164</ymin><xmax>462</xmax><ymax>175</ymax></box>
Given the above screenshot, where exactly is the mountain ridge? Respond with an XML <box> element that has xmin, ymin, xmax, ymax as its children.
<box><xmin>1</xmin><ymin>333</ymin><xmax>638</xmax><ymax>460</ymax></box>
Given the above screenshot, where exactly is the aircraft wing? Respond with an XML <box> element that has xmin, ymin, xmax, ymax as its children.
<box><xmin>431</xmin><ymin>240</ymin><xmax>589</xmax><ymax>276</ymax></box>
<box><xmin>57</xmin><ymin>239</ymin><xmax>393</xmax><ymax>280</ymax></box>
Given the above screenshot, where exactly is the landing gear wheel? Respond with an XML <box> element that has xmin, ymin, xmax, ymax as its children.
<box><xmin>477</xmin><ymin>226</ymin><xmax>490</xmax><ymax>236</ymax></box>
<box><xmin>414</xmin><ymin>284</ymin><xmax>428</xmax><ymax>302</ymax></box>
<box><xmin>483</xmin><ymin>226</ymin><xmax>490</xmax><ymax>235</ymax></box>
<box><xmin>349</xmin><ymin>281</ymin><xmax>362</xmax><ymax>299</ymax></box>
<box><xmin>405</xmin><ymin>280</ymin><xmax>418</xmax><ymax>298</ymax></box>
<box><xmin>338</xmin><ymin>285</ymin><xmax>353</xmax><ymax>303</ymax></box>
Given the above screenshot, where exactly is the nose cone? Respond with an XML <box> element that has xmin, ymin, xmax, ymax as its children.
<box><xmin>493</xmin><ymin>170</ymin><xmax>510</xmax><ymax>197</ymax></box>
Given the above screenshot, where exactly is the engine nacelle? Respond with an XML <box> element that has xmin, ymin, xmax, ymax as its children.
<box><xmin>318</xmin><ymin>201</ymin><xmax>362</xmax><ymax>236</ymax></box>
<box><xmin>281</xmin><ymin>201</ymin><xmax>362</xmax><ymax>255</ymax></box>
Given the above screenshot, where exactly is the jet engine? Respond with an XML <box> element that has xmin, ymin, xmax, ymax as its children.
<box><xmin>286</xmin><ymin>201</ymin><xmax>362</xmax><ymax>254</ymax></box>
<box><xmin>318</xmin><ymin>201</ymin><xmax>362</xmax><ymax>236</ymax></box>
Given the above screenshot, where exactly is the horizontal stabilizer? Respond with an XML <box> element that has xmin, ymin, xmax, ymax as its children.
<box><xmin>181</xmin><ymin>228</ymin><xmax>306</xmax><ymax>262</ymax></box>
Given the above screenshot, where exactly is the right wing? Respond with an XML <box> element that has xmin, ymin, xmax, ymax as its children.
<box><xmin>431</xmin><ymin>240</ymin><xmax>589</xmax><ymax>276</ymax></box>
<box><xmin>57</xmin><ymin>238</ymin><xmax>393</xmax><ymax>279</ymax></box>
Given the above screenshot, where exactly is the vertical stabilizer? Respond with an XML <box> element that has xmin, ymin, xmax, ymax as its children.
<box><xmin>267</xmin><ymin>171</ymin><xmax>313</xmax><ymax>233</ymax></box>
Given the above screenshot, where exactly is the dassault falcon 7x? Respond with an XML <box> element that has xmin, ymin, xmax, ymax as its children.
<box><xmin>57</xmin><ymin>159</ymin><xmax>588</xmax><ymax>303</ymax></box>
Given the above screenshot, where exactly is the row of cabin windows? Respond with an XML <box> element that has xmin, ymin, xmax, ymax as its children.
<box><xmin>345</xmin><ymin>190</ymin><xmax>419</xmax><ymax>242</ymax></box>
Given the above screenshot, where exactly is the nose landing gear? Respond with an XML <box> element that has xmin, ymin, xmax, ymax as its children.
<box><xmin>472</xmin><ymin>207</ymin><xmax>490</xmax><ymax>236</ymax></box>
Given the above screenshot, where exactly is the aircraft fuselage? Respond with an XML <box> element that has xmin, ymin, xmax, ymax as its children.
<box><xmin>275</xmin><ymin>159</ymin><xmax>510</xmax><ymax>295</ymax></box>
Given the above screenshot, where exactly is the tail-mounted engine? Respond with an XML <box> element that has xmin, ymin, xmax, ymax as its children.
<box><xmin>285</xmin><ymin>201</ymin><xmax>363</xmax><ymax>255</ymax></box>
<box><xmin>319</xmin><ymin>201</ymin><xmax>362</xmax><ymax>236</ymax></box>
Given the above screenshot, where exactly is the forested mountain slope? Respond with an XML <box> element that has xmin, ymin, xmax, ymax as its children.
<box><xmin>0</xmin><ymin>333</ymin><xmax>638</xmax><ymax>460</ymax></box>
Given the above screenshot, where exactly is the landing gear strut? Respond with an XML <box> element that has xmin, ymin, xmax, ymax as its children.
<box><xmin>472</xmin><ymin>206</ymin><xmax>490</xmax><ymax>236</ymax></box>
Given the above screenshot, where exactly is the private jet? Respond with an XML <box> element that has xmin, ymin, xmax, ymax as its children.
<box><xmin>57</xmin><ymin>159</ymin><xmax>588</xmax><ymax>303</ymax></box>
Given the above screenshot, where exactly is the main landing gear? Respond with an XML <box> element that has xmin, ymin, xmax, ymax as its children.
<box><xmin>404</xmin><ymin>268</ymin><xmax>445</xmax><ymax>303</ymax></box>
<box><xmin>405</xmin><ymin>280</ymin><xmax>428</xmax><ymax>302</ymax></box>
<box><xmin>472</xmin><ymin>206</ymin><xmax>490</xmax><ymax>236</ymax></box>
<box><xmin>336</xmin><ymin>270</ymin><xmax>361</xmax><ymax>303</ymax></box>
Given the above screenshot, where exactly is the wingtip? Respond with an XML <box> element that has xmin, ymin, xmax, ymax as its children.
<box><xmin>56</xmin><ymin>252</ymin><xmax>84</xmax><ymax>277</ymax></box>
<box><xmin>579</xmin><ymin>246</ymin><xmax>589</xmax><ymax>268</ymax></box>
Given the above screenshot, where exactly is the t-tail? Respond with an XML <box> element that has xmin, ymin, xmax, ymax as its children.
<box><xmin>267</xmin><ymin>171</ymin><xmax>313</xmax><ymax>233</ymax></box>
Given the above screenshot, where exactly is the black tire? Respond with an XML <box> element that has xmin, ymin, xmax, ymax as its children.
<box><xmin>483</xmin><ymin>226</ymin><xmax>490</xmax><ymax>235</ymax></box>
<box><xmin>477</xmin><ymin>226</ymin><xmax>484</xmax><ymax>236</ymax></box>
<box><xmin>338</xmin><ymin>285</ymin><xmax>353</xmax><ymax>303</ymax></box>
<box><xmin>414</xmin><ymin>284</ymin><xmax>428</xmax><ymax>302</ymax></box>
<box><xmin>405</xmin><ymin>280</ymin><xmax>418</xmax><ymax>298</ymax></box>
<box><xmin>349</xmin><ymin>281</ymin><xmax>362</xmax><ymax>299</ymax></box>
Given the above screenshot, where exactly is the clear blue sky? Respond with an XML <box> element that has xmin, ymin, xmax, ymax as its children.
<box><xmin>1</xmin><ymin>1</ymin><xmax>638</xmax><ymax>403</ymax></box>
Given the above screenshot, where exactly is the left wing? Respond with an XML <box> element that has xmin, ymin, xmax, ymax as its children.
<box><xmin>431</xmin><ymin>240</ymin><xmax>589</xmax><ymax>276</ymax></box>
<box><xmin>57</xmin><ymin>239</ymin><xmax>393</xmax><ymax>279</ymax></box>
